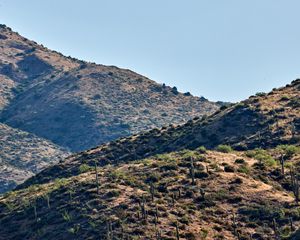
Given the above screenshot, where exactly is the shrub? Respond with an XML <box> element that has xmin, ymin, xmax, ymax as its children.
<box><xmin>79</xmin><ymin>164</ymin><xmax>92</xmax><ymax>173</ymax></box>
<box><xmin>230</xmin><ymin>178</ymin><xmax>243</xmax><ymax>184</ymax></box>
<box><xmin>224</xmin><ymin>165</ymin><xmax>235</xmax><ymax>172</ymax></box>
<box><xmin>237</xmin><ymin>165</ymin><xmax>250</xmax><ymax>174</ymax></box>
<box><xmin>255</xmin><ymin>92</ymin><xmax>267</xmax><ymax>97</ymax></box>
<box><xmin>280</xmin><ymin>95</ymin><xmax>290</xmax><ymax>101</ymax></box>
<box><xmin>220</xmin><ymin>105</ymin><xmax>228</xmax><ymax>110</ymax></box>
<box><xmin>246</xmin><ymin>149</ymin><xmax>276</xmax><ymax>167</ymax></box>
<box><xmin>106</xmin><ymin>190</ymin><xmax>120</xmax><ymax>198</ymax></box>
<box><xmin>196</xmin><ymin>146</ymin><xmax>207</xmax><ymax>154</ymax></box>
<box><xmin>172</xmin><ymin>86</ymin><xmax>178</xmax><ymax>95</ymax></box>
<box><xmin>277</xmin><ymin>145</ymin><xmax>300</xmax><ymax>159</ymax></box>
<box><xmin>235</xmin><ymin>159</ymin><xmax>245</xmax><ymax>164</ymax></box>
<box><xmin>194</xmin><ymin>171</ymin><xmax>209</xmax><ymax>179</ymax></box>
<box><xmin>216</xmin><ymin>145</ymin><xmax>233</xmax><ymax>153</ymax></box>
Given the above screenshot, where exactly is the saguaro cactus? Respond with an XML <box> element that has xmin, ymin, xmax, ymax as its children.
<box><xmin>176</xmin><ymin>221</ymin><xmax>180</xmax><ymax>240</ymax></box>
<box><xmin>189</xmin><ymin>157</ymin><xmax>195</xmax><ymax>185</ymax></box>
<box><xmin>95</xmin><ymin>162</ymin><xmax>99</xmax><ymax>194</ymax></box>
<box><xmin>200</xmin><ymin>188</ymin><xmax>205</xmax><ymax>200</ymax></box>
<box><xmin>150</xmin><ymin>182</ymin><xmax>155</xmax><ymax>202</ymax></box>
<box><xmin>290</xmin><ymin>167</ymin><xmax>299</xmax><ymax>204</ymax></box>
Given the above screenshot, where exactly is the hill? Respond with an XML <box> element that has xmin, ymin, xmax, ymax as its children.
<box><xmin>1</xmin><ymin>147</ymin><xmax>300</xmax><ymax>239</ymax></box>
<box><xmin>0</xmin><ymin>81</ymin><xmax>299</xmax><ymax>239</ymax></box>
<box><xmin>0</xmin><ymin>24</ymin><xmax>221</xmax><ymax>152</ymax></box>
<box><xmin>20</xmin><ymin>79</ymin><xmax>300</xmax><ymax>187</ymax></box>
<box><xmin>0</xmin><ymin>123</ymin><xmax>68</xmax><ymax>193</ymax></box>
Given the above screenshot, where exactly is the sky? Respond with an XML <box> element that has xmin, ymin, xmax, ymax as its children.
<box><xmin>0</xmin><ymin>0</ymin><xmax>300</xmax><ymax>102</ymax></box>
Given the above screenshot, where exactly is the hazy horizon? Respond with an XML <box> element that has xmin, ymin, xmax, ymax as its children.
<box><xmin>1</xmin><ymin>0</ymin><xmax>300</xmax><ymax>102</ymax></box>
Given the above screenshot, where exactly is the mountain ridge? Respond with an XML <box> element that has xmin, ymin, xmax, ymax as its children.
<box><xmin>0</xmin><ymin>24</ymin><xmax>222</xmax><ymax>152</ymax></box>
<box><xmin>0</xmin><ymin>24</ymin><xmax>222</xmax><ymax>193</ymax></box>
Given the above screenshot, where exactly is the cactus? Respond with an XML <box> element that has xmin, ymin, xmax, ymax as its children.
<box><xmin>171</xmin><ymin>192</ymin><xmax>175</xmax><ymax>206</ymax></box>
<box><xmin>289</xmin><ymin>217</ymin><xmax>294</xmax><ymax>231</ymax></box>
<box><xmin>155</xmin><ymin>204</ymin><xmax>159</xmax><ymax>222</ymax></box>
<box><xmin>150</xmin><ymin>182</ymin><xmax>155</xmax><ymax>202</ymax></box>
<box><xmin>200</xmin><ymin>188</ymin><xmax>205</xmax><ymax>200</ymax></box>
<box><xmin>290</xmin><ymin>167</ymin><xmax>299</xmax><ymax>204</ymax></box>
<box><xmin>177</xmin><ymin>187</ymin><xmax>181</xmax><ymax>199</ymax></box>
<box><xmin>140</xmin><ymin>195</ymin><xmax>148</xmax><ymax>220</ymax></box>
<box><xmin>189</xmin><ymin>157</ymin><xmax>195</xmax><ymax>185</ymax></box>
<box><xmin>95</xmin><ymin>162</ymin><xmax>99</xmax><ymax>194</ymax></box>
<box><xmin>176</xmin><ymin>221</ymin><xmax>180</xmax><ymax>240</ymax></box>
<box><xmin>279</xmin><ymin>153</ymin><xmax>285</xmax><ymax>176</ymax></box>
<box><xmin>291</xmin><ymin>122</ymin><xmax>296</xmax><ymax>139</ymax></box>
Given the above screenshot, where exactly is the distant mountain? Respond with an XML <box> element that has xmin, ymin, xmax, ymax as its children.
<box><xmin>0</xmin><ymin>123</ymin><xmax>68</xmax><ymax>193</ymax></box>
<box><xmin>0</xmin><ymin>80</ymin><xmax>299</xmax><ymax>239</ymax></box>
<box><xmin>0</xmin><ymin>24</ymin><xmax>221</xmax><ymax>152</ymax></box>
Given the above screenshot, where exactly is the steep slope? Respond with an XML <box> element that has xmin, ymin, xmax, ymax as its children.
<box><xmin>0</xmin><ymin>24</ymin><xmax>221</xmax><ymax>152</ymax></box>
<box><xmin>20</xmin><ymin>79</ymin><xmax>300</xmax><ymax>188</ymax></box>
<box><xmin>0</xmin><ymin>123</ymin><xmax>68</xmax><ymax>193</ymax></box>
<box><xmin>1</xmin><ymin>147</ymin><xmax>300</xmax><ymax>239</ymax></box>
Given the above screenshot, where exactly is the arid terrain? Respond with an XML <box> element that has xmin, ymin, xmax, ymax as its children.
<box><xmin>0</xmin><ymin>24</ymin><xmax>222</xmax><ymax>193</ymax></box>
<box><xmin>0</xmin><ymin>80</ymin><xmax>299</xmax><ymax>239</ymax></box>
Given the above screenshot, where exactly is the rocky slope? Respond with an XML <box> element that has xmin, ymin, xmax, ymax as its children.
<box><xmin>0</xmin><ymin>81</ymin><xmax>299</xmax><ymax>239</ymax></box>
<box><xmin>1</xmin><ymin>147</ymin><xmax>300</xmax><ymax>239</ymax></box>
<box><xmin>0</xmin><ymin>123</ymin><xmax>68</xmax><ymax>194</ymax></box>
<box><xmin>20</xmin><ymin>79</ymin><xmax>300</xmax><ymax>187</ymax></box>
<box><xmin>0</xmin><ymin>24</ymin><xmax>221</xmax><ymax>152</ymax></box>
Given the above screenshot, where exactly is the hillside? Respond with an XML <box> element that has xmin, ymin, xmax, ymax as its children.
<box><xmin>0</xmin><ymin>123</ymin><xmax>68</xmax><ymax>194</ymax></box>
<box><xmin>20</xmin><ymin>79</ymin><xmax>300</xmax><ymax>187</ymax></box>
<box><xmin>0</xmin><ymin>24</ymin><xmax>221</xmax><ymax>152</ymax></box>
<box><xmin>0</xmin><ymin>80</ymin><xmax>299</xmax><ymax>239</ymax></box>
<box><xmin>1</xmin><ymin>147</ymin><xmax>300</xmax><ymax>239</ymax></box>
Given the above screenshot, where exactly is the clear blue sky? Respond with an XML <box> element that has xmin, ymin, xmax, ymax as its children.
<box><xmin>1</xmin><ymin>0</ymin><xmax>300</xmax><ymax>102</ymax></box>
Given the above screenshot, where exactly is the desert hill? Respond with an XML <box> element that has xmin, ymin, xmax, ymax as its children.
<box><xmin>0</xmin><ymin>24</ymin><xmax>222</xmax><ymax>193</ymax></box>
<box><xmin>0</xmin><ymin>80</ymin><xmax>299</xmax><ymax>239</ymax></box>
<box><xmin>1</xmin><ymin>147</ymin><xmax>300</xmax><ymax>239</ymax></box>
<box><xmin>0</xmin><ymin>24</ymin><xmax>221</xmax><ymax>152</ymax></box>
<box><xmin>20</xmin><ymin>79</ymin><xmax>299</xmax><ymax>188</ymax></box>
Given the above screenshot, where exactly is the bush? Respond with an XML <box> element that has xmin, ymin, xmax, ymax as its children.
<box><xmin>277</xmin><ymin>145</ymin><xmax>300</xmax><ymax>159</ymax></box>
<box><xmin>194</xmin><ymin>171</ymin><xmax>209</xmax><ymax>179</ymax></box>
<box><xmin>106</xmin><ymin>190</ymin><xmax>120</xmax><ymax>198</ymax></box>
<box><xmin>235</xmin><ymin>159</ymin><xmax>245</xmax><ymax>164</ymax></box>
<box><xmin>237</xmin><ymin>165</ymin><xmax>250</xmax><ymax>174</ymax></box>
<box><xmin>79</xmin><ymin>164</ymin><xmax>92</xmax><ymax>173</ymax></box>
<box><xmin>255</xmin><ymin>92</ymin><xmax>267</xmax><ymax>97</ymax></box>
<box><xmin>216</xmin><ymin>145</ymin><xmax>233</xmax><ymax>153</ymax></box>
<box><xmin>224</xmin><ymin>165</ymin><xmax>235</xmax><ymax>172</ymax></box>
<box><xmin>280</xmin><ymin>95</ymin><xmax>290</xmax><ymax>101</ymax></box>
<box><xmin>196</xmin><ymin>146</ymin><xmax>207</xmax><ymax>154</ymax></box>
<box><xmin>246</xmin><ymin>149</ymin><xmax>276</xmax><ymax>167</ymax></box>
